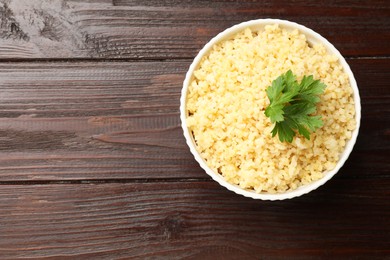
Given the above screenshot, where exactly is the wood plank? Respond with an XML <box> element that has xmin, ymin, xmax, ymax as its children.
<box><xmin>0</xmin><ymin>59</ymin><xmax>389</xmax><ymax>181</ymax></box>
<box><xmin>0</xmin><ymin>180</ymin><xmax>388</xmax><ymax>259</ymax></box>
<box><xmin>0</xmin><ymin>61</ymin><xmax>199</xmax><ymax>180</ymax></box>
<box><xmin>0</xmin><ymin>0</ymin><xmax>389</xmax><ymax>59</ymax></box>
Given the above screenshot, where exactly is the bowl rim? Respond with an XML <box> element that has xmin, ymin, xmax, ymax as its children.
<box><xmin>180</xmin><ymin>18</ymin><xmax>361</xmax><ymax>200</ymax></box>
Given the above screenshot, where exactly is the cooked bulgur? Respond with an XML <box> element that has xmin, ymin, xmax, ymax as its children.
<box><xmin>186</xmin><ymin>24</ymin><xmax>356</xmax><ymax>193</ymax></box>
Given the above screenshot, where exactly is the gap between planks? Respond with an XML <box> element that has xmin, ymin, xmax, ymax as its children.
<box><xmin>0</xmin><ymin>178</ymin><xmax>213</xmax><ymax>185</ymax></box>
<box><xmin>0</xmin><ymin>173</ymin><xmax>388</xmax><ymax>185</ymax></box>
<box><xmin>0</xmin><ymin>56</ymin><xmax>389</xmax><ymax>63</ymax></box>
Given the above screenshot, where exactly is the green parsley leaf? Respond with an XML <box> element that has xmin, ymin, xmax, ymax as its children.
<box><xmin>264</xmin><ymin>70</ymin><xmax>326</xmax><ymax>143</ymax></box>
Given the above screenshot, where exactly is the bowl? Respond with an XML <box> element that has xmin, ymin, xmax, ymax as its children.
<box><xmin>180</xmin><ymin>19</ymin><xmax>361</xmax><ymax>200</ymax></box>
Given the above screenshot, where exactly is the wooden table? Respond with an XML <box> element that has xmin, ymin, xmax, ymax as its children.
<box><xmin>0</xmin><ymin>1</ymin><xmax>389</xmax><ymax>259</ymax></box>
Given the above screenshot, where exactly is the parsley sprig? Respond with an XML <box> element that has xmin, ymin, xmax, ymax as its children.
<box><xmin>264</xmin><ymin>70</ymin><xmax>326</xmax><ymax>143</ymax></box>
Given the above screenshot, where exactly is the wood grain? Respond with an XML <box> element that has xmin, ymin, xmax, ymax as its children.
<box><xmin>0</xmin><ymin>1</ymin><xmax>388</xmax><ymax>259</ymax></box>
<box><xmin>0</xmin><ymin>61</ymin><xmax>200</xmax><ymax>180</ymax></box>
<box><xmin>0</xmin><ymin>181</ymin><xmax>389</xmax><ymax>259</ymax></box>
<box><xmin>0</xmin><ymin>0</ymin><xmax>389</xmax><ymax>59</ymax></box>
<box><xmin>0</xmin><ymin>59</ymin><xmax>389</xmax><ymax>181</ymax></box>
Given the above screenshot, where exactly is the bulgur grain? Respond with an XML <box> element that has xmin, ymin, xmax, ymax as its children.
<box><xmin>186</xmin><ymin>24</ymin><xmax>356</xmax><ymax>193</ymax></box>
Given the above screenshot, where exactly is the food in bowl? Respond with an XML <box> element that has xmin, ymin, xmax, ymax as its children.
<box><xmin>182</xmin><ymin>20</ymin><xmax>360</xmax><ymax>199</ymax></box>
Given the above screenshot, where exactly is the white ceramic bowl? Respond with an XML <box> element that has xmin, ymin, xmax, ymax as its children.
<box><xmin>180</xmin><ymin>19</ymin><xmax>361</xmax><ymax>200</ymax></box>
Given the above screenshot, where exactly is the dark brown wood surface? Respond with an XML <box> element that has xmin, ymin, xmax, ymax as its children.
<box><xmin>0</xmin><ymin>180</ymin><xmax>389</xmax><ymax>259</ymax></box>
<box><xmin>0</xmin><ymin>0</ymin><xmax>389</xmax><ymax>259</ymax></box>
<box><xmin>0</xmin><ymin>0</ymin><xmax>389</xmax><ymax>59</ymax></box>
